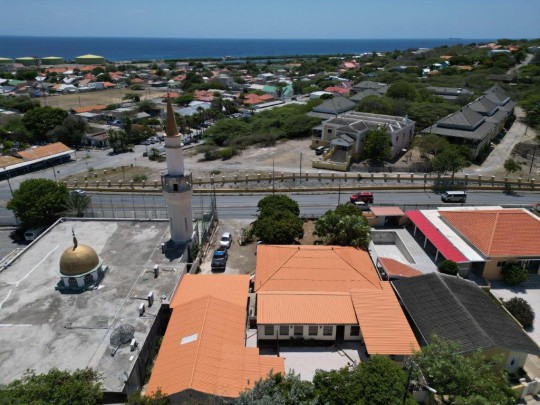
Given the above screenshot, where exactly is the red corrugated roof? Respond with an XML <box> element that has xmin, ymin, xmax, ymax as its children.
<box><xmin>406</xmin><ymin>211</ymin><xmax>468</xmax><ymax>263</ymax></box>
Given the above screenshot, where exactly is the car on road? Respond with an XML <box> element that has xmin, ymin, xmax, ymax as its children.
<box><xmin>354</xmin><ymin>201</ymin><xmax>370</xmax><ymax>211</ymax></box>
<box><xmin>441</xmin><ymin>190</ymin><xmax>467</xmax><ymax>203</ymax></box>
<box><xmin>211</xmin><ymin>248</ymin><xmax>228</xmax><ymax>272</ymax></box>
<box><xmin>71</xmin><ymin>189</ymin><xmax>87</xmax><ymax>197</ymax></box>
<box><xmin>350</xmin><ymin>192</ymin><xmax>374</xmax><ymax>204</ymax></box>
<box><xmin>219</xmin><ymin>232</ymin><xmax>232</xmax><ymax>248</ymax></box>
<box><xmin>315</xmin><ymin>146</ymin><xmax>325</xmax><ymax>155</ymax></box>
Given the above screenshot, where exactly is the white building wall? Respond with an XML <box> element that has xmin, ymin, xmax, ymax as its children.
<box><xmin>164</xmin><ymin>135</ymin><xmax>185</xmax><ymax>176</ymax></box>
<box><xmin>507</xmin><ymin>350</ymin><xmax>528</xmax><ymax>373</ymax></box>
<box><xmin>258</xmin><ymin>324</ymin><xmax>361</xmax><ymax>341</ymax></box>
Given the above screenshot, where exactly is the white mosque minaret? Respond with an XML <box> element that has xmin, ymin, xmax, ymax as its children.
<box><xmin>162</xmin><ymin>97</ymin><xmax>193</xmax><ymax>245</ymax></box>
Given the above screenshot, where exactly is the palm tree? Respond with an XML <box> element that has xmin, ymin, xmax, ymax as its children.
<box><xmin>65</xmin><ymin>193</ymin><xmax>92</xmax><ymax>218</ymax></box>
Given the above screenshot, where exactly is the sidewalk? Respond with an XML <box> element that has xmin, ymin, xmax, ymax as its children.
<box><xmin>469</xmin><ymin>107</ymin><xmax>537</xmax><ymax>176</ymax></box>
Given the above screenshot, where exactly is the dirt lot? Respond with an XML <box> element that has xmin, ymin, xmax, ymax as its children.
<box><xmin>62</xmin><ymin>164</ymin><xmax>161</xmax><ymax>184</ymax></box>
<box><xmin>198</xmin><ymin>220</ymin><xmax>318</xmax><ymax>275</ymax></box>
<box><xmin>41</xmin><ymin>87</ymin><xmax>164</xmax><ymax>110</ymax></box>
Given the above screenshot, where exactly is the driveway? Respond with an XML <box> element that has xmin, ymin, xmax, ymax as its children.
<box><xmin>469</xmin><ymin>107</ymin><xmax>537</xmax><ymax>176</ymax></box>
<box><xmin>198</xmin><ymin>218</ymin><xmax>257</xmax><ymax>275</ymax></box>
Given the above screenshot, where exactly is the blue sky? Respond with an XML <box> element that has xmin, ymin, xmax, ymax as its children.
<box><xmin>2</xmin><ymin>0</ymin><xmax>539</xmax><ymax>39</ymax></box>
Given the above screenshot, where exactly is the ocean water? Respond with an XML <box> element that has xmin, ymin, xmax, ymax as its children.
<box><xmin>0</xmin><ymin>36</ymin><xmax>491</xmax><ymax>62</ymax></box>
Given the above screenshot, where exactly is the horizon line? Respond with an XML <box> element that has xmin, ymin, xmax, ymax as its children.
<box><xmin>0</xmin><ymin>35</ymin><xmax>506</xmax><ymax>41</ymax></box>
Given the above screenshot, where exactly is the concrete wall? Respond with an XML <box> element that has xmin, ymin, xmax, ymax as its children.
<box><xmin>258</xmin><ymin>324</ymin><xmax>361</xmax><ymax>341</ymax></box>
<box><xmin>371</xmin><ymin>230</ymin><xmax>415</xmax><ymax>263</ymax></box>
<box><xmin>389</xmin><ymin>125</ymin><xmax>415</xmax><ymax>158</ymax></box>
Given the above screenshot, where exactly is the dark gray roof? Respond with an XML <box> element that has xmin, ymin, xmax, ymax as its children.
<box><xmin>500</xmin><ymin>100</ymin><xmax>516</xmax><ymax>113</ymax></box>
<box><xmin>393</xmin><ymin>273</ymin><xmax>540</xmax><ymax>356</ymax></box>
<box><xmin>468</xmin><ymin>96</ymin><xmax>499</xmax><ymax>116</ymax></box>
<box><xmin>352</xmin><ymin>81</ymin><xmax>388</xmax><ymax>95</ymax></box>
<box><xmin>427</xmin><ymin>86</ymin><xmax>473</xmax><ymax>96</ymax></box>
<box><xmin>485</xmin><ymin>108</ymin><xmax>507</xmax><ymax>125</ymax></box>
<box><xmin>483</xmin><ymin>85</ymin><xmax>510</xmax><ymax>106</ymax></box>
<box><xmin>422</xmin><ymin>121</ymin><xmax>494</xmax><ymax>142</ymax></box>
<box><xmin>438</xmin><ymin>107</ymin><xmax>485</xmax><ymax>130</ymax></box>
<box><xmin>312</xmin><ymin>96</ymin><xmax>357</xmax><ymax>115</ymax></box>
<box><xmin>349</xmin><ymin>89</ymin><xmax>381</xmax><ymax>102</ymax></box>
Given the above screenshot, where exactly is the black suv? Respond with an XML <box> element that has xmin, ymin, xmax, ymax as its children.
<box><xmin>211</xmin><ymin>247</ymin><xmax>228</xmax><ymax>272</ymax></box>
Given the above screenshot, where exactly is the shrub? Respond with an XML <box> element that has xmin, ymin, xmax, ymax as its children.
<box><xmin>502</xmin><ymin>263</ymin><xmax>528</xmax><ymax>286</ymax></box>
<box><xmin>504</xmin><ymin>297</ymin><xmax>535</xmax><ymax>328</ymax></box>
<box><xmin>133</xmin><ymin>174</ymin><xmax>148</xmax><ymax>182</ymax></box>
<box><xmin>220</xmin><ymin>147</ymin><xmax>236</xmax><ymax>160</ymax></box>
<box><xmin>438</xmin><ymin>260</ymin><xmax>459</xmax><ymax>276</ymax></box>
<box><xmin>204</xmin><ymin>149</ymin><xmax>220</xmax><ymax>161</ymax></box>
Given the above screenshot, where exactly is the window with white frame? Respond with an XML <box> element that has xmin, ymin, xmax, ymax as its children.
<box><xmin>279</xmin><ymin>325</ymin><xmax>289</xmax><ymax>336</ymax></box>
<box><xmin>308</xmin><ymin>325</ymin><xmax>318</xmax><ymax>336</ymax></box>
<box><xmin>294</xmin><ymin>325</ymin><xmax>303</xmax><ymax>336</ymax></box>
<box><xmin>323</xmin><ymin>326</ymin><xmax>333</xmax><ymax>336</ymax></box>
<box><xmin>264</xmin><ymin>325</ymin><xmax>274</xmax><ymax>336</ymax></box>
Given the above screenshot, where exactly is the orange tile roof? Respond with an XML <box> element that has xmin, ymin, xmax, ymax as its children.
<box><xmin>131</xmin><ymin>78</ymin><xmax>144</xmax><ymax>84</ymax></box>
<box><xmin>103</xmin><ymin>82</ymin><xmax>115</xmax><ymax>87</ymax></box>
<box><xmin>378</xmin><ymin>257</ymin><xmax>422</xmax><ymax>278</ymax></box>
<box><xmin>45</xmin><ymin>67</ymin><xmax>69</xmax><ymax>74</ymax></box>
<box><xmin>148</xmin><ymin>275</ymin><xmax>284</xmax><ymax>399</ymax></box>
<box><xmin>324</xmin><ymin>86</ymin><xmax>351</xmax><ymax>95</ymax></box>
<box><xmin>71</xmin><ymin>104</ymin><xmax>107</xmax><ymax>114</ymax></box>
<box><xmin>255</xmin><ymin>245</ymin><xmax>381</xmax><ymax>292</ymax></box>
<box><xmin>351</xmin><ymin>283</ymin><xmax>420</xmax><ymax>355</ymax></box>
<box><xmin>15</xmin><ymin>142</ymin><xmax>72</xmax><ymax>161</ymax></box>
<box><xmin>257</xmin><ymin>291</ymin><xmax>357</xmax><ymax>324</ymax></box>
<box><xmin>369</xmin><ymin>206</ymin><xmax>404</xmax><ymax>217</ymax></box>
<box><xmin>440</xmin><ymin>209</ymin><xmax>540</xmax><ymax>257</ymax></box>
<box><xmin>194</xmin><ymin>90</ymin><xmax>214</xmax><ymax>102</ymax></box>
<box><xmin>170</xmin><ymin>274</ymin><xmax>250</xmax><ymax>309</ymax></box>
<box><xmin>0</xmin><ymin>155</ymin><xmax>23</xmax><ymax>169</ymax></box>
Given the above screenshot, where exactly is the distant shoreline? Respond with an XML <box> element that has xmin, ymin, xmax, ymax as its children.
<box><xmin>0</xmin><ymin>37</ymin><xmax>494</xmax><ymax>62</ymax></box>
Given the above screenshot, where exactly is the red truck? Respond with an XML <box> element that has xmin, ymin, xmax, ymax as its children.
<box><xmin>350</xmin><ymin>192</ymin><xmax>374</xmax><ymax>204</ymax></box>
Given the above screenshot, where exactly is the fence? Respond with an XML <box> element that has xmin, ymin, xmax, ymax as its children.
<box><xmin>59</xmin><ymin>171</ymin><xmax>540</xmax><ymax>193</ymax></box>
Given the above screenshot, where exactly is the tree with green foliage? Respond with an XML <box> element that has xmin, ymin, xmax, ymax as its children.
<box><xmin>173</xmin><ymin>93</ymin><xmax>195</xmax><ymax>107</ymax></box>
<box><xmin>363</xmin><ymin>128</ymin><xmax>391</xmax><ymax>164</ymax></box>
<box><xmin>356</xmin><ymin>95</ymin><xmax>394</xmax><ymax>115</ymax></box>
<box><xmin>315</xmin><ymin>205</ymin><xmax>371</xmax><ymax>249</ymax></box>
<box><xmin>257</xmin><ymin>194</ymin><xmax>300</xmax><ymax>217</ymax></box>
<box><xmin>432</xmin><ymin>144</ymin><xmax>470</xmax><ymax>175</ymax></box>
<box><xmin>387</xmin><ymin>81</ymin><xmax>419</xmax><ymax>101</ymax></box>
<box><xmin>413</xmin><ymin>335</ymin><xmax>515</xmax><ymax>405</ymax></box>
<box><xmin>65</xmin><ymin>192</ymin><xmax>92</xmax><ymax>218</ymax></box>
<box><xmin>356</xmin><ymin>355</ymin><xmax>409</xmax><ymax>405</ymax></box>
<box><xmin>23</xmin><ymin>106</ymin><xmax>68</xmax><ymax>143</ymax></box>
<box><xmin>504</xmin><ymin>158</ymin><xmax>522</xmax><ymax>175</ymax></box>
<box><xmin>7</xmin><ymin>178</ymin><xmax>69</xmax><ymax>228</ymax></box>
<box><xmin>253</xmin><ymin>195</ymin><xmax>303</xmax><ymax>244</ymax></box>
<box><xmin>252</xmin><ymin>210</ymin><xmax>304</xmax><ymax>244</ymax></box>
<box><xmin>438</xmin><ymin>260</ymin><xmax>459</xmax><ymax>276</ymax></box>
<box><xmin>235</xmin><ymin>372</ymin><xmax>316</xmax><ymax>405</ymax></box>
<box><xmin>48</xmin><ymin>115</ymin><xmax>88</xmax><ymax>147</ymax></box>
<box><xmin>504</xmin><ymin>297</ymin><xmax>535</xmax><ymax>329</ymax></box>
<box><xmin>0</xmin><ymin>368</ymin><xmax>102</xmax><ymax>405</ymax></box>
<box><xmin>108</xmin><ymin>129</ymin><xmax>133</xmax><ymax>153</ymax></box>
<box><xmin>415</xmin><ymin>134</ymin><xmax>449</xmax><ymax>158</ymax></box>
<box><xmin>501</xmin><ymin>263</ymin><xmax>528</xmax><ymax>286</ymax></box>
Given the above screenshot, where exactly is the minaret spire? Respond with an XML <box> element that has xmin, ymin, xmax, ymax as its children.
<box><xmin>162</xmin><ymin>95</ymin><xmax>192</xmax><ymax>245</ymax></box>
<box><xmin>165</xmin><ymin>96</ymin><xmax>180</xmax><ymax>138</ymax></box>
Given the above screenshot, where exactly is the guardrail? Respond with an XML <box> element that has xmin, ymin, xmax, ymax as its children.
<box><xmin>61</xmin><ymin>172</ymin><xmax>540</xmax><ymax>193</ymax></box>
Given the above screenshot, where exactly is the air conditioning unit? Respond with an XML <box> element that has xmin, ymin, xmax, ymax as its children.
<box><xmin>147</xmin><ymin>291</ymin><xmax>154</xmax><ymax>307</ymax></box>
<box><xmin>138</xmin><ymin>303</ymin><xmax>145</xmax><ymax>316</ymax></box>
<box><xmin>130</xmin><ymin>339</ymin><xmax>138</xmax><ymax>351</ymax></box>
<box><xmin>153</xmin><ymin>264</ymin><xmax>159</xmax><ymax>278</ymax></box>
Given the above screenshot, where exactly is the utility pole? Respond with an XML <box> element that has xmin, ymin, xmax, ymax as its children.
<box><xmin>272</xmin><ymin>156</ymin><xmax>275</xmax><ymax>194</ymax></box>
<box><xmin>529</xmin><ymin>145</ymin><xmax>537</xmax><ymax>176</ymax></box>
<box><xmin>299</xmin><ymin>152</ymin><xmax>302</xmax><ymax>183</ymax></box>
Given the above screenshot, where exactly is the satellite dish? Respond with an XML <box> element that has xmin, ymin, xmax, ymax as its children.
<box><xmin>110</xmin><ymin>324</ymin><xmax>135</xmax><ymax>348</ymax></box>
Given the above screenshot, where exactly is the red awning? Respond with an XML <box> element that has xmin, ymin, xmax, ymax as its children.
<box><xmin>406</xmin><ymin>211</ymin><xmax>468</xmax><ymax>263</ymax></box>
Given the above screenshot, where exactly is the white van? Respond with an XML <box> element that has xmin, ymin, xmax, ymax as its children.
<box><xmin>24</xmin><ymin>227</ymin><xmax>45</xmax><ymax>242</ymax></box>
<box><xmin>441</xmin><ymin>191</ymin><xmax>467</xmax><ymax>203</ymax></box>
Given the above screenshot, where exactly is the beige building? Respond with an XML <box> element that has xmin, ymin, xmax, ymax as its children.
<box><xmin>311</xmin><ymin>111</ymin><xmax>415</xmax><ymax>163</ymax></box>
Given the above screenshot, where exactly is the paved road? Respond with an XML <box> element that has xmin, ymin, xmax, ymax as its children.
<box><xmin>84</xmin><ymin>190</ymin><xmax>540</xmax><ymax>220</ymax></box>
<box><xmin>470</xmin><ymin>106</ymin><xmax>537</xmax><ymax>175</ymax></box>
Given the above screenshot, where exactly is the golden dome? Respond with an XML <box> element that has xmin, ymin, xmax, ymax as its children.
<box><xmin>59</xmin><ymin>244</ymin><xmax>100</xmax><ymax>276</ymax></box>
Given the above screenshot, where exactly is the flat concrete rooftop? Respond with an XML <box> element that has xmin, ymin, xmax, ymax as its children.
<box><xmin>0</xmin><ymin>219</ymin><xmax>185</xmax><ymax>393</ymax></box>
